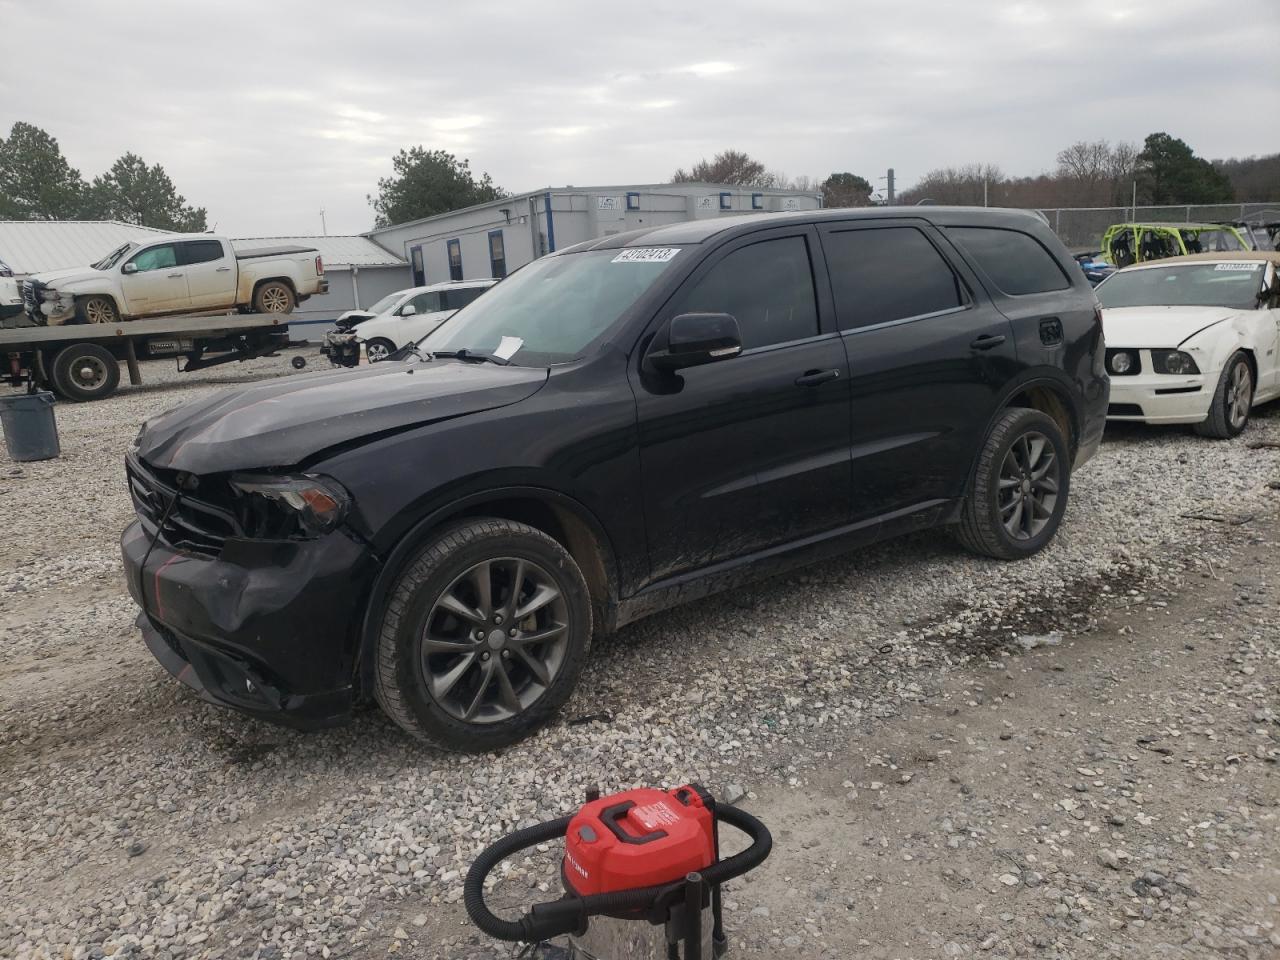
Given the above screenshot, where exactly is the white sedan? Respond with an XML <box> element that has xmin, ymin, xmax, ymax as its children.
<box><xmin>337</xmin><ymin>279</ymin><xmax>496</xmax><ymax>361</ymax></box>
<box><xmin>1096</xmin><ymin>252</ymin><xmax>1280</xmax><ymax>438</ymax></box>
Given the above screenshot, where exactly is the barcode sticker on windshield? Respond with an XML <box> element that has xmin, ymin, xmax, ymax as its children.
<box><xmin>494</xmin><ymin>336</ymin><xmax>523</xmax><ymax>360</ymax></box>
<box><xmin>612</xmin><ymin>248</ymin><xmax>681</xmax><ymax>264</ymax></box>
<box><xmin>1214</xmin><ymin>262</ymin><xmax>1261</xmax><ymax>271</ymax></box>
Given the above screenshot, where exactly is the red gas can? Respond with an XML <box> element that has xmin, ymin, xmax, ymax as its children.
<box><xmin>563</xmin><ymin>785</ymin><xmax>716</xmax><ymax>896</ymax></box>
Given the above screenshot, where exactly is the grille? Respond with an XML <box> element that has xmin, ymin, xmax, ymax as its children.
<box><xmin>20</xmin><ymin>279</ymin><xmax>39</xmax><ymax>314</ymax></box>
<box><xmin>127</xmin><ymin>456</ymin><xmax>240</xmax><ymax>556</ymax></box>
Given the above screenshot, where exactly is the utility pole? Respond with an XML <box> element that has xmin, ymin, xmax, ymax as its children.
<box><xmin>886</xmin><ymin>168</ymin><xmax>895</xmax><ymax>205</ymax></box>
<box><xmin>319</xmin><ymin>207</ymin><xmax>328</xmax><ymax>236</ymax></box>
<box><xmin>983</xmin><ymin>178</ymin><xmax>988</xmax><ymax>207</ymax></box>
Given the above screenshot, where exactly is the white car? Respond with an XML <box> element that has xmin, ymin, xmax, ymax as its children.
<box><xmin>1097</xmin><ymin>252</ymin><xmax>1280</xmax><ymax>438</ymax></box>
<box><xmin>337</xmin><ymin>280</ymin><xmax>496</xmax><ymax>361</ymax></box>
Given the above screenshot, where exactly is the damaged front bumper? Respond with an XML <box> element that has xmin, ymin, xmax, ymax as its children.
<box><xmin>121</xmin><ymin>519</ymin><xmax>377</xmax><ymax>729</ymax></box>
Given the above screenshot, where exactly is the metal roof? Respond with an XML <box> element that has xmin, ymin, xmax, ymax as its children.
<box><xmin>0</xmin><ymin>220</ymin><xmax>174</xmax><ymax>276</ymax></box>
<box><xmin>230</xmin><ymin>236</ymin><xmax>405</xmax><ymax>269</ymax></box>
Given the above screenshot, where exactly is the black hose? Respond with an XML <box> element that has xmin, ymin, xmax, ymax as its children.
<box><xmin>464</xmin><ymin>815</ymin><xmax>572</xmax><ymax>941</ymax></box>
<box><xmin>465</xmin><ymin>803</ymin><xmax>773</xmax><ymax>944</ymax></box>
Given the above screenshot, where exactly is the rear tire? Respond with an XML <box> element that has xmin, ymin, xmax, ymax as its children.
<box><xmin>364</xmin><ymin>337</ymin><xmax>395</xmax><ymax>363</ymax></box>
<box><xmin>956</xmin><ymin>408</ymin><xmax>1070</xmax><ymax>560</ymax></box>
<box><xmin>1193</xmin><ymin>352</ymin><xmax>1252</xmax><ymax>439</ymax></box>
<box><xmin>51</xmin><ymin>343</ymin><xmax>120</xmax><ymax>402</ymax></box>
<box><xmin>253</xmin><ymin>281</ymin><xmax>295</xmax><ymax>314</ymax></box>
<box><xmin>373</xmin><ymin>518</ymin><xmax>592</xmax><ymax>752</ymax></box>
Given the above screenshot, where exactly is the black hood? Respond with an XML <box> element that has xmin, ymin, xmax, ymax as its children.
<box><xmin>137</xmin><ymin>360</ymin><xmax>548</xmax><ymax>474</ymax></box>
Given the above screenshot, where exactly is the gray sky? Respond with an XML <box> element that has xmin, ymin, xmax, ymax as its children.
<box><xmin>4</xmin><ymin>0</ymin><xmax>1277</xmax><ymax>237</ymax></box>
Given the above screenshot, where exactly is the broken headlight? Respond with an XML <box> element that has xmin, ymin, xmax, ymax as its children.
<box><xmin>228</xmin><ymin>473</ymin><xmax>351</xmax><ymax>539</ymax></box>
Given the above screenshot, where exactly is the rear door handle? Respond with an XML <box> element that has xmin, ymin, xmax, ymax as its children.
<box><xmin>795</xmin><ymin>368</ymin><xmax>841</xmax><ymax>387</ymax></box>
<box><xmin>167</xmin><ymin>273</ymin><xmax>184</xmax><ymax>279</ymax></box>
<box><xmin>215</xmin><ymin>266</ymin><xmax>232</xmax><ymax>272</ymax></box>
<box><xmin>970</xmin><ymin>334</ymin><xmax>1006</xmax><ymax>350</ymax></box>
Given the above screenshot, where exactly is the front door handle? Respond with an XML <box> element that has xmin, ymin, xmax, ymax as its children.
<box><xmin>970</xmin><ymin>334</ymin><xmax>1007</xmax><ymax>350</ymax></box>
<box><xmin>215</xmin><ymin>266</ymin><xmax>232</xmax><ymax>272</ymax></box>
<box><xmin>795</xmin><ymin>368</ymin><xmax>841</xmax><ymax>387</ymax></box>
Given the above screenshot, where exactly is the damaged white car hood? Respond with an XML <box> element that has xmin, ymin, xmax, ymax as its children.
<box><xmin>1101</xmin><ymin>306</ymin><xmax>1242</xmax><ymax>348</ymax></box>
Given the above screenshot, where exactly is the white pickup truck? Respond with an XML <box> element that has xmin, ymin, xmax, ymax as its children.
<box><xmin>21</xmin><ymin>234</ymin><xmax>328</xmax><ymax>325</ymax></box>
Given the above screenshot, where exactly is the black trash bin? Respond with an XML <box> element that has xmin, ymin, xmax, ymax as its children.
<box><xmin>0</xmin><ymin>390</ymin><xmax>61</xmax><ymax>461</ymax></box>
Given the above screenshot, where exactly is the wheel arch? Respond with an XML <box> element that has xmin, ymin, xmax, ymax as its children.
<box><xmin>251</xmin><ymin>276</ymin><xmax>298</xmax><ymax>306</ymax></box>
<box><xmin>75</xmin><ymin>291</ymin><xmax>123</xmax><ymax>319</ymax></box>
<box><xmin>353</xmin><ymin>486</ymin><xmax>619</xmax><ymax>694</ymax></box>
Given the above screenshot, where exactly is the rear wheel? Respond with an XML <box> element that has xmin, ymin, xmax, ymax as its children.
<box><xmin>51</xmin><ymin>343</ymin><xmax>120</xmax><ymax>402</ymax></box>
<box><xmin>253</xmin><ymin>281</ymin><xmax>295</xmax><ymax>314</ymax></box>
<box><xmin>364</xmin><ymin>337</ymin><xmax>395</xmax><ymax>362</ymax></box>
<box><xmin>1193</xmin><ymin>352</ymin><xmax>1252</xmax><ymax>439</ymax></box>
<box><xmin>957</xmin><ymin>407</ymin><xmax>1070</xmax><ymax>560</ymax></box>
<box><xmin>373</xmin><ymin>518</ymin><xmax>592</xmax><ymax>751</ymax></box>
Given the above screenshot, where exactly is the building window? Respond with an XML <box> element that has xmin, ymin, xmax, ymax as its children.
<box><xmin>751</xmin><ymin>193</ymin><xmax>764</xmax><ymax>210</ymax></box>
<box><xmin>410</xmin><ymin>245</ymin><xmax>425</xmax><ymax>286</ymax></box>
<box><xmin>626</xmin><ymin>191</ymin><xmax>641</xmax><ymax>211</ymax></box>
<box><xmin>447</xmin><ymin>238</ymin><xmax>462</xmax><ymax>281</ymax></box>
<box><xmin>488</xmin><ymin>230</ymin><xmax>507</xmax><ymax>280</ymax></box>
<box><xmin>719</xmin><ymin>192</ymin><xmax>732</xmax><ymax>210</ymax></box>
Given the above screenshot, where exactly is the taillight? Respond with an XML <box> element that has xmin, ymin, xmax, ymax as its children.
<box><xmin>315</xmin><ymin>255</ymin><xmax>324</xmax><ymax>276</ymax></box>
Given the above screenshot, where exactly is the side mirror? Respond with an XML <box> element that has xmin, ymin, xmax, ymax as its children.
<box><xmin>400</xmin><ymin>304</ymin><xmax>416</xmax><ymax>316</ymax></box>
<box><xmin>121</xmin><ymin>263</ymin><xmax>138</xmax><ymax>275</ymax></box>
<box><xmin>646</xmin><ymin>313</ymin><xmax>743</xmax><ymax>372</ymax></box>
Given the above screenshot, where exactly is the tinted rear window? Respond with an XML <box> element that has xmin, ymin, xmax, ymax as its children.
<box><xmin>947</xmin><ymin>227</ymin><xmax>1070</xmax><ymax>296</ymax></box>
<box><xmin>822</xmin><ymin>226</ymin><xmax>965</xmax><ymax>330</ymax></box>
<box><xmin>181</xmin><ymin>240</ymin><xmax>225</xmax><ymax>265</ymax></box>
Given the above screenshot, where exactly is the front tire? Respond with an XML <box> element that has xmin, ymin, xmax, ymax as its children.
<box><xmin>957</xmin><ymin>408</ymin><xmax>1070</xmax><ymax>560</ymax></box>
<box><xmin>1193</xmin><ymin>352</ymin><xmax>1252</xmax><ymax>439</ymax></box>
<box><xmin>364</xmin><ymin>337</ymin><xmax>395</xmax><ymax>362</ymax></box>
<box><xmin>50</xmin><ymin>343</ymin><xmax>121</xmax><ymax>402</ymax></box>
<box><xmin>76</xmin><ymin>295</ymin><xmax>119</xmax><ymax>325</ymax></box>
<box><xmin>253</xmin><ymin>281</ymin><xmax>295</xmax><ymax>314</ymax></box>
<box><xmin>373</xmin><ymin>519</ymin><xmax>592</xmax><ymax>752</ymax></box>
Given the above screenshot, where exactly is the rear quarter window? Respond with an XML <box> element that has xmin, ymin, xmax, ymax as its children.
<box><xmin>947</xmin><ymin>227</ymin><xmax>1071</xmax><ymax>296</ymax></box>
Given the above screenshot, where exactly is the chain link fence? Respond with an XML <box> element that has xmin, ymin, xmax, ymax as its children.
<box><xmin>1035</xmin><ymin>203</ymin><xmax>1280</xmax><ymax>251</ymax></box>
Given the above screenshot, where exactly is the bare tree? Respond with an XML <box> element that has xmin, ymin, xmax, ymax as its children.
<box><xmin>899</xmin><ymin>164</ymin><xmax>1005</xmax><ymax>206</ymax></box>
<box><xmin>672</xmin><ymin>149</ymin><xmax>774</xmax><ymax>187</ymax></box>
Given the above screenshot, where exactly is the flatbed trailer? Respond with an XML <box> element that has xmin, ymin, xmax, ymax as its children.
<box><xmin>1</xmin><ymin>313</ymin><xmax>300</xmax><ymax>401</ymax></box>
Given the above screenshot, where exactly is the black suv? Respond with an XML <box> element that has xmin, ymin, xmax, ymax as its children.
<box><xmin>122</xmin><ymin>208</ymin><xmax>1107</xmax><ymax>751</ymax></box>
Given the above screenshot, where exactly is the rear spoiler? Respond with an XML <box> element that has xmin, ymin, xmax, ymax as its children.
<box><xmin>235</xmin><ymin>244</ymin><xmax>317</xmax><ymax>260</ymax></box>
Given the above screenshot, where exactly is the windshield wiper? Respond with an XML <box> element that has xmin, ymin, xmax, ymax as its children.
<box><xmin>428</xmin><ymin>348</ymin><xmax>509</xmax><ymax>366</ymax></box>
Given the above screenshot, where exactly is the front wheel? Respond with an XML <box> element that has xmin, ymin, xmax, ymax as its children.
<box><xmin>76</xmin><ymin>295</ymin><xmax>119</xmax><ymax>325</ymax></box>
<box><xmin>364</xmin><ymin>337</ymin><xmax>395</xmax><ymax>362</ymax></box>
<box><xmin>373</xmin><ymin>519</ymin><xmax>592</xmax><ymax>751</ymax></box>
<box><xmin>1193</xmin><ymin>352</ymin><xmax>1252</xmax><ymax>439</ymax></box>
<box><xmin>956</xmin><ymin>407</ymin><xmax>1070</xmax><ymax>560</ymax></box>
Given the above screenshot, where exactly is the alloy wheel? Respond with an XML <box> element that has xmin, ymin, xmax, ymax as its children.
<box><xmin>1227</xmin><ymin>362</ymin><xmax>1252</xmax><ymax>431</ymax></box>
<box><xmin>366</xmin><ymin>342</ymin><xmax>390</xmax><ymax>362</ymax></box>
<box><xmin>84</xmin><ymin>300</ymin><xmax>114</xmax><ymax>324</ymax></box>
<box><xmin>261</xmin><ymin>286</ymin><xmax>290</xmax><ymax>312</ymax></box>
<box><xmin>997</xmin><ymin>431</ymin><xmax>1059</xmax><ymax>541</ymax></box>
<box><xmin>420</xmin><ymin>557</ymin><xmax>570</xmax><ymax>724</ymax></box>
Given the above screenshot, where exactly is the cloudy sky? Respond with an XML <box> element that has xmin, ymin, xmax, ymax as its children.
<box><xmin>4</xmin><ymin>0</ymin><xmax>1276</xmax><ymax>237</ymax></box>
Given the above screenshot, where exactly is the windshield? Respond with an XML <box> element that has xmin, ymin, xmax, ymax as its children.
<box><xmin>93</xmin><ymin>242</ymin><xmax>136</xmax><ymax>270</ymax></box>
<box><xmin>418</xmin><ymin>248</ymin><xmax>684</xmax><ymax>365</ymax></box>
<box><xmin>365</xmin><ymin>291</ymin><xmax>405</xmax><ymax>315</ymax></box>
<box><xmin>1097</xmin><ymin>262</ymin><xmax>1266</xmax><ymax>311</ymax></box>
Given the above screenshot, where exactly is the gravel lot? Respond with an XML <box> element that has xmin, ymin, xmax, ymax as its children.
<box><xmin>2</xmin><ymin>355</ymin><xmax>1277</xmax><ymax>959</ymax></box>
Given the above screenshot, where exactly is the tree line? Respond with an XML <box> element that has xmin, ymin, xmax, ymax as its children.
<box><xmin>0</xmin><ymin>122</ymin><xmax>207</xmax><ymax>231</ymax></box>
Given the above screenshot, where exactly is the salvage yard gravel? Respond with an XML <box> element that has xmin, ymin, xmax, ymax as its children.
<box><xmin>2</xmin><ymin>357</ymin><xmax>1277</xmax><ymax>958</ymax></box>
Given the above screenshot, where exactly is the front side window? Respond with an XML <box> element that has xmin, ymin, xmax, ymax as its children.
<box><xmin>422</xmin><ymin>249</ymin><xmax>682</xmax><ymax>365</ymax></box>
<box><xmin>947</xmin><ymin>226</ymin><xmax>1070</xmax><ymax>296</ymax></box>
<box><xmin>672</xmin><ymin>236</ymin><xmax>819</xmax><ymax>349</ymax></box>
<box><xmin>443</xmin><ymin>286</ymin><xmax>488</xmax><ymax>311</ymax></box>
<box><xmin>1096</xmin><ymin>262</ymin><xmax>1266</xmax><ymax>311</ymax></box>
<box><xmin>447</xmin><ymin>239</ymin><xmax>463</xmax><ymax>282</ymax></box>
<box><xmin>180</xmin><ymin>240</ymin><xmax>224</xmax><ymax>265</ymax></box>
<box><xmin>824</xmin><ymin>226</ymin><xmax>964</xmax><ymax>330</ymax></box>
<box><xmin>406</xmin><ymin>292</ymin><xmax>443</xmax><ymax>314</ymax></box>
<box><xmin>129</xmin><ymin>244</ymin><xmax>178</xmax><ymax>273</ymax></box>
